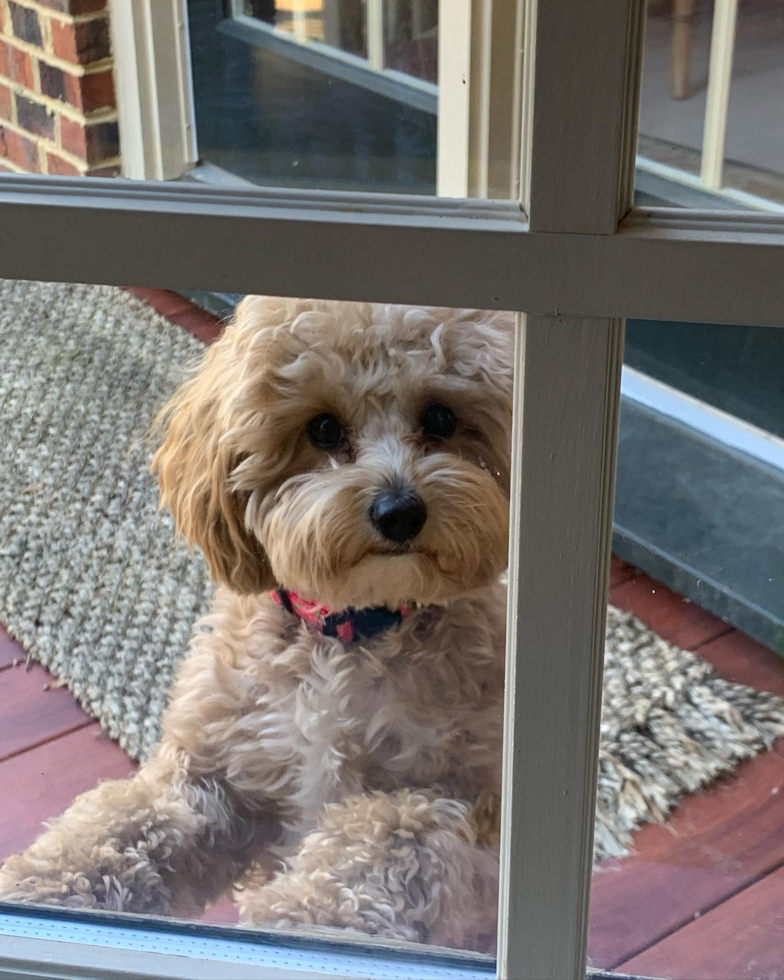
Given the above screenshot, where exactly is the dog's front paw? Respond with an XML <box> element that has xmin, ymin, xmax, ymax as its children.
<box><xmin>0</xmin><ymin>846</ymin><xmax>172</xmax><ymax>914</ymax></box>
<box><xmin>238</xmin><ymin>789</ymin><xmax>499</xmax><ymax>950</ymax></box>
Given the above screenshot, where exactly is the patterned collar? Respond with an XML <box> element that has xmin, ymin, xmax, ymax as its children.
<box><xmin>272</xmin><ymin>588</ymin><xmax>414</xmax><ymax>644</ymax></box>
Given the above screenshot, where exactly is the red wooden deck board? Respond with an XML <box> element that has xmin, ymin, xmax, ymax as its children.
<box><xmin>610</xmin><ymin>556</ymin><xmax>638</xmax><ymax>588</ymax></box>
<box><xmin>0</xmin><ymin>723</ymin><xmax>136</xmax><ymax>862</ymax></box>
<box><xmin>169</xmin><ymin>307</ymin><xmax>225</xmax><ymax>345</ymax></box>
<box><xmin>0</xmin><ymin>663</ymin><xmax>91</xmax><ymax>763</ymax></box>
<box><xmin>609</xmin><ymin>573</ymin><xmax>732</xmax><ymax>651</ymax></box>
<box><xmin>589</xmin><ymin>738</ymin><xmax>784</xmax><ymax>969</ymax></box>
<box><xmin>620</xmin><ymin>863</ymin><xmax>784</xmax><ymax>980</ymax></box>
<box><xmin>0</xmin><ymin>625</ymin><xmax>24</xmax><ymax>670</ymax></box>
<box><xmin>124</xmin><ymin>287</ymin><xmax>224</xmax><ymax>345</ymax></box>
<box><xmin>589</xmin><ymin>624</ymin><xmax>784</xmax><ymax>969</ymax></box>
<box><xmin>696</xmin><ymin>628</ymin><xmax>784</xmax><ymax>697</ymax></box>
<box><xmin>125</xmin><ymin>287</ymin><xmax>193</xmax><ymax>321</ymax></box>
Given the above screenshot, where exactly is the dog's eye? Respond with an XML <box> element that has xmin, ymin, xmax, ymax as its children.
<box><xmin>307</xmin><ymin>413</ymin><xmax>346</xmax><ymax>451</ymax></box>
<box><xmin>422</xmin><ymin>403</ymin><xmax>458</xmax><ymax>441</ymax></box>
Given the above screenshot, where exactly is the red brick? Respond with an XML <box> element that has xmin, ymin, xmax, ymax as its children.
<box><xmin>15</xmin><ymin>92</ymin><xmax>55</xmax><ymax>139</ymax></box>
<box><xmin>0</xmin><ymin>160</ymin><xmax>18</xmax><ymax>173</ymax></box>
<box><xmin>0</xmin><ymin>122</ymin><xmax>40</xmax><ymax>171</ymax></box>
<box><xmin>9</xmin><ymin>1</ymin><xmax>42</xmax><ymax>47</ymax></box>
<box><xmin>46</xmin><ymin>149</ymin><xmax>81</xmax><ymax>175</ymax></box>
<box><xmin>81</xmin><ymin>68</ymin><xmax>114</xmax><ymax>111</ymax></box>
<box><xmin>39</xmin><ymin>61</ymin><xmax>70</xmax><ymax>104</ymax></box>
<box><xmin>51</xmin><ymin>17</ymin><xmax>110</xmax><ymax>65</ymax></box>
<box><xmin>60</xmin><ymin>114</ymin><xmax>118</xmax><ymax>163</ymax></box>
<box><xmin>50</xmin><ymin>20</ymin><xmax>78</xmax><ymax>63</ymax></box>
<box><xmin>0</xmin><ymin>82</ymin><xmax>12</xmax><ymax>123</ymax></box>
<box><xmin>0</xmin><ymin>41</ymin><xmax>35</xmax><ymax>89</ymax></box>
<box><xmin>39</xmin><ymin>63</ymin><xmax>115</xmax><ymax>114</ymax></box>
<box><xmin>59</xmin><ymin>114</ymin><xmax>85</xmax><ymax>155</ymax></box>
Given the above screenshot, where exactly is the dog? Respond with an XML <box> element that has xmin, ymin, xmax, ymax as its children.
<box><xmin>0</xmin><ymin>296</ymin><xmax>513</xmax><ymax>950</ymax></box>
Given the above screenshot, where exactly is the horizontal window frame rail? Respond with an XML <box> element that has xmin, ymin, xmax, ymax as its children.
<box><xmin>0</xmin><ymin>177</ymin><xmax>783</xmax><ymax>327</ymax></box>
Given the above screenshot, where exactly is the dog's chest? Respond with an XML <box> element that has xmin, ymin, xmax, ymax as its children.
<box><xmin>281</xmin><ymin>637</ymin><xmax>501</xmax><ymax>833</ymax></box>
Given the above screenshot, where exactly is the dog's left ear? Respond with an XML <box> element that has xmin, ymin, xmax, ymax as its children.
<box><xmin>152</xmin><ymin>329</ymin><xmax>275</xmax><ymax>595</ymax></box>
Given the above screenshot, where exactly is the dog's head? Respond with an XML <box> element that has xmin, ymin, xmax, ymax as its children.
<box><xmin>153</xmin><ymin>297</ymin><xmax>513</xmax><ymax>608</ymax></box>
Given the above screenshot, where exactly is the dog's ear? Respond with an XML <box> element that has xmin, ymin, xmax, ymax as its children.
<box><xmin>152</xmin><ymin>306</ymin><xmax>275</xmax><ymax>594</ymax></box>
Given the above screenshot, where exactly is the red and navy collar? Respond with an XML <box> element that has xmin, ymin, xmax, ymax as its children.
<box><xmin>272</xmin><ymin>588</ymin><xmax>414</xmax><ymax>644</ymax></box>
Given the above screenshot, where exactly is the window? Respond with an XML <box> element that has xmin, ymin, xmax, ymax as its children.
<box><xmin>1</xmin><ymin>2</ymin><xmax>783</xmax><ymax>978</ymax></box>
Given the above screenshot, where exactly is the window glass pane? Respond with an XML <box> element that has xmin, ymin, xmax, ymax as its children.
<box><xmin>634</xmin><ymin>0</ymin><xmax>784</xmax><ymax>210</ymax></box>
<box><xmin>0</xmin><ymin>279</ymin><xmax>513</xmax><ymax>965</ymax></box>
<box><xmin>0</xmin><ymin>1</ymin><xmax>523</xmax><ymax>200</ymax></box>
<box><xmin>590</xmin><ymin>318</ymin><xmax>784</xmax><ymax>980</ymax></box>
<box><xmin>723</xmin><ymin>1</ymin><xmax>784</xmax><ymax>202</ymax></box>
<box><xmin>189</xmin><ymin>0</ymin><xmax>436</xmax><ymax>192</ymax></box>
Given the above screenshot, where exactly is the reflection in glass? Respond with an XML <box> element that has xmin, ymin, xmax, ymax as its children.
<box><xmin>188</xmin><ymin>0</ymin><xmax>437</xmax><ymax>192</ymax></box>
<box><xmin>385</xmin><ymin>0</ymin><xmax>438</xmax><ymax>82</ymax></box>
<box><xmin>637</xmin><ymin>0</ymin><xmax>784</xmax><ymax>208</ymax></box>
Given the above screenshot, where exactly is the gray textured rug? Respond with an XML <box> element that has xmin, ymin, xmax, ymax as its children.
<box><xmin>1</xmin><ymin>278</ymin><xmax>783</xmax><ymax>862</ymax></box>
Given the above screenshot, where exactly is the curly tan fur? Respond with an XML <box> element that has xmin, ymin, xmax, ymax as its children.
<box><xmin>0</xmin><ymin>297</ymin><xmax>512</xmax><ymax>951</ymax></box>
<box><xmin>239</xmin><ymin>789</ymin><xmax>499</xmax><ymax>951</ymax></box>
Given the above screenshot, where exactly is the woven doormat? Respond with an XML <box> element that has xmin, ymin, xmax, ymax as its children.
<box><xmin>1</xmin><ymin>279</ymin><xmax>783</xmax><ymax>862</ymax></box>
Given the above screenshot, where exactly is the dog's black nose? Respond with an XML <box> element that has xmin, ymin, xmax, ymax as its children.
<box><xmin>370</xmin><ymin>489</ymin><xmax>427</xmax><ymax>543</ymax></box>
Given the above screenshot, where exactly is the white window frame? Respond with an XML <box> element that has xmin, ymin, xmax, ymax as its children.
<box><xmin>1</xmin><ymin>1</ymin><xmax>784</xmax><ymax>978</ymax></box>
<box><xmin>110</xmin><ymin>0</ymin><xmax>198</xmax><ymax>181</ymax></box>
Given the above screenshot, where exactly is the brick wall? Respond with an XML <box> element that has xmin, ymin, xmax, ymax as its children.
<box><xmin>0</xmin><ymin>0</ymin><xmax>120</xmax><ymax>176</ymax></box>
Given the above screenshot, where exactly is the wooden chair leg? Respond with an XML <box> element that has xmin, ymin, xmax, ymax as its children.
<box><xmin>672</xmin><ymin>0</ymin><xmax>696</xmax><ymax>99</ymax></box>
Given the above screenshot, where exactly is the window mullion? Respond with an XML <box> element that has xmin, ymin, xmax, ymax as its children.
<box><xmin>497</xmin><ymin>4</ymin><xmax>646</xmax><ymax>978</ymax></box>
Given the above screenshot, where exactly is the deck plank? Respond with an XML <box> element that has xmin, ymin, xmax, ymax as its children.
<box><xmin>609</xmin><ymin>573</ymin><xmax>732</xmax><ymax>650</ymax></box>
<box><xmin>589</xmin><ymin>627</ymin><xmax>784</xmax><ymax>969</ymax></box>
<box><xmin>0</xmin><ymin>663</ymin><xmax>90</xmax><ymax>763</ymax></box>
<box><xmin>125</xmin><ymin>287</ymin><xmax>192</xmax><ymax>320</ymax></box>
<box><xmin>589</xmin><ymin>740</ymin><xmax>784</xmax><ymax>969</ymax></box>
<box><xmin>620</xmin><ymin>864</ymin><xmax>784</xmax><ymax>980</ymax></box>
<box><xmin>696</xmin><ymin>629</ymin><xmax>784</xmax><ymax>697</ymax></box>
<box><xmin>610</xmin><ymin>556</ymin><xmax>637</xmax><ymax>587</ymax></box>
<box><xmin>0</xmin><ymin>723</ymin><xmax>136</xmax><ymax>862</ymax></box>
<box><xmin>0</xmin><ymin>625</ymin><xmax>24</xmax><ymax>670</ymax></box>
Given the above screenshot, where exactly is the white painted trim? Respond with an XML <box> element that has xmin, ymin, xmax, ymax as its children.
<box><xmin>366</xmin><ymin>0</ymin><xmax>384</xmax><ymax>71</ymax></box>
<box><xmin>108</xmin><ymin>0</ymin><xmax>198</xmax><ymax>181</ymax></box>
<box><xmin>636</xmin><ymin>156</ymin><xmax>784</xmax><ymax>214</ymax></box>
<box><xmin>622</xmin><ymin>366</ymin><xmax>784</xmax><ymax>473</ymax></box>
<box><xmin>523</xmin><ymin>1</ymin><xmax>645</xmax><ymax>233</ymax></box>
<box><xmin>466</xmin><ymin>0</ymin><xmax>525</xmax><ymax>200</ymax></box>
<box><xmin>292</xmin><ymin>5</ymin><xmax>309</xmax><ymax>42</ymax></box>
<box><xmin>701</xmin><ymin>0</ymin><xmax>738</xmax><ymax>189</ymax></box>
<box><xmin>436</xmin><ymin>0</ymin><xmax>472</xmax><ymax>196</ymax></box>
<box><xmin>498</xmin><ymin>315</ymin><xmax>626</xmax><ymax>980</ymax></box>
<box><xmin>498</xmin><ymin>3</ymin><xmax>643</xmax><ymax>978</ymax></box>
